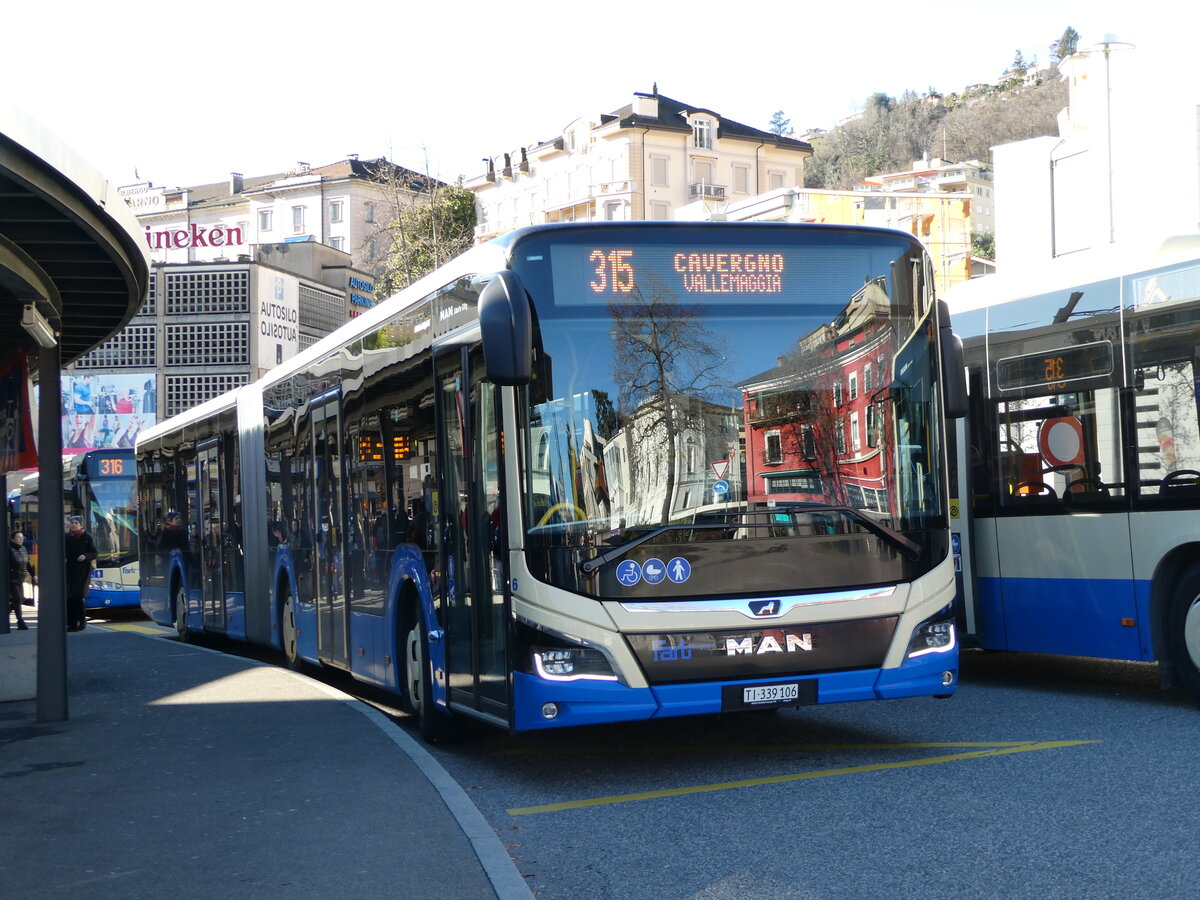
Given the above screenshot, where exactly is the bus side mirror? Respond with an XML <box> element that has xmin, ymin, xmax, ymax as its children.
<box><xmin>938</xmin><ymin>300</ymin><xmax>967</xmax><ymax>419</ymax></box>
<box><xmin>478</xmin><ymin>270</ymin><xmax>532</xmax><ymax>386</ymax></box>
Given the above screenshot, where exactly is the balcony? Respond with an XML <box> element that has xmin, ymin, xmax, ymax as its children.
<box><xmin>689</xmin><ymin>182</ymin><xmax>726</xmax><ymax>201</ymax></box>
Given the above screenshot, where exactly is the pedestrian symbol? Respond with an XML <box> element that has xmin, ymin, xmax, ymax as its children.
<box><xmin>616</xmin><ymin>560</ymin><xmax>642</xmax><ymax>586</ymax></box>
<box><xmin>642</xmin><ymin>558</ymin><xmax>666</xmax><ymax>584</ymax></box>
<box><xmin>667</xmin><ymin>557</ymin><xmax>691</xmax><ymax>584</ymax></box>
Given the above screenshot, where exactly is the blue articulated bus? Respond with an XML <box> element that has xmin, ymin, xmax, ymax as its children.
<box><xmin>136</xmin><ymin>222</ymin><xmax>964</xmax><ymax>741</ymax></box>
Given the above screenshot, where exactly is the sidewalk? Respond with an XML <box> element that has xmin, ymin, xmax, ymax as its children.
<box><xmin>0</xmin><ymin>616</ymin><xmax>531</xmax><ymax>899</ymax></box>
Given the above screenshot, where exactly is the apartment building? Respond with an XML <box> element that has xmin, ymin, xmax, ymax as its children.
<box><xmin>467</xmin><ymin>89</ymin><xmax>813</xmax><ymax>239</ymax></box>
<box><xmin>62</xmin><ymin>241</ymin><xmax>375</xmax><ymax>449</ymax></box>
<box><xmin>121</xmin><ymin>156</ymin><xmax>433</xmax><ymax>276</ymax></box>
<box><xmin>689</xmin><ymin>185</ymin><xmax>986</xmax><ymax>293</ymax></box>
<box><xmin>857</xmin><ymin>157</ymin><xmax>995</xmax><ymax>235</ymax></box>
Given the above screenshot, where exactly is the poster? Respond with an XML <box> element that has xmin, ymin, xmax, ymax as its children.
<box><xmin>0</xmin><ymin>349</ymin><xmax>38</xmax><ymax>473</ymax></box>
<box><xmin>60</xmin><ymin>372</ymin><xmax>157</xmax><ymax>453</ymax></box>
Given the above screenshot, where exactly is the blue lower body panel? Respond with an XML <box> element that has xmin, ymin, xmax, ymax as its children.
<box><xmin>512</xmin><ymin>651</ymin><xmax>956</xmax><ymax>731</ymax></box>
<box><xmin>979</xmin><ymin>575</ymin><xmax>1147</xmax><ymax>660</ymax></box>
<box><xmin>86</xmin><ymin>587</ymin><xmax>140</xmax><ymax>610</ymax></box>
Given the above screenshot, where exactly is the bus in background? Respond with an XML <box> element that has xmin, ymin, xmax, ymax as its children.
<box><xmin>7</xmin><ymin>448</ymin><xmax>140</xmax><ymax>611</ymax></box>
<box><xmin>137</xmin><ymin>222</ymin><xmax>966</xmax><ymax>741</ymax></box>
<box><xmin>946</xmin><ymin>235</ymin><xmax>1200</xmax><ymax>705</ymax></box>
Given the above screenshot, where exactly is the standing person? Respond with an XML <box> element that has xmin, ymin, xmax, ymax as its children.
<box><xmin>64</xmin><ymin>516</ymin><xmax>98</xmax><ymax>632</ymax></box>
<box><xmin>8</xmin><ymin>530</ymin><xmax>35</xmax><ymax>631</ymax></box>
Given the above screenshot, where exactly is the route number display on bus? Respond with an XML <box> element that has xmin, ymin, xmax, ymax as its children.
<box><xmin>86</xmin><ymin>453</ymin><xmax>130</xmax><ymax>478</ymax></box>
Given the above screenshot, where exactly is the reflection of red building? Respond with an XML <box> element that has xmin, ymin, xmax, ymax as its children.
<box><xmin>740</xmin><ymin>278</ymin><xmax>897</xmax><ymax>513</ymax></box>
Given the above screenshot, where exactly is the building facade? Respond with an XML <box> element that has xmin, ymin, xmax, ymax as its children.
<box><xmin>120</xmin><ymin>156</ymin><xmax>430</xmax><ymax>276</ymax></box>
<box><xmin>59</xmin><ymin>158</ymin><xmax>413</xmax><ymax>444</ymax></box>
<box><xmin>63</xmin><ymin>241</ymin><xmax>376</xmax><ymax>447</ymax></box>
<box><xmin>685</xmin><ymin>185</ymin><xmax>983</xmax><ymax>294</ymax></box>
<box><xmin>467</xmin><ymin>89</ymin><xmax>813</xmax><ymax>240</ymax></box>
<box><xmin>856</xmin><ymin>157</ymin><xmax>995</xmax><ymax>236</ymax></box>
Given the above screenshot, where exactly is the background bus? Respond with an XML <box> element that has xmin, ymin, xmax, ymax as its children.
<box><xmin>137</xmin><ymin>222</ymin><xmax>965</xmax><ymax>741</ymax></box>
<box><xmin>947</xmin><ymin>235</ymin><xmax>1200</xmax><ymax>704</ymax></box>
<box><xmin>6</xmin><ymin>448</ymin><xmax>140</xmax><ymax>612</ymax></box>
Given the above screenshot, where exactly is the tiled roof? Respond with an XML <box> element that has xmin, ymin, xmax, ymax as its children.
<box><xmin>612</xmin><ymin>92</ymin><xmax>812</xmax><ymax>152</ymax></box>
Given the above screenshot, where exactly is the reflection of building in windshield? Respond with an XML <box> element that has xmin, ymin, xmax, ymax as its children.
<box><xmin>604</xmin><ymin>392</ymin><xmax>740</xmax><ymax>525</ymax></box>
<box><xmin>739</xmin><ymin>276</ymin><xmax>897</xmax><ymax>514</ymax></box>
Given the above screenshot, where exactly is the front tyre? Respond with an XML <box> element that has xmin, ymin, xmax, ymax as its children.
<box><xmin>1167</xmin><ymin>562</ymin><xmax>1200</xmax><ymax>705</ymax></box>
<box><xmin>406</xmin><ymin>618</ymin><xmax>455</xmax><ymax>743</ymax></box>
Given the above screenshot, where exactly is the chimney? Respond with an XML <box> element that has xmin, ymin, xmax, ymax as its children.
<box><xmin>632</xmin><ymin>91</ymin><xmax>659</xmax><ymax>118</ymax></box>
<box><xmin>230</xmin><ymin>172</ymin><xmax>244</xmax><ymax>194</ymax></box>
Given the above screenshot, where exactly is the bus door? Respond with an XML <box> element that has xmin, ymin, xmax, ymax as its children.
<box><xmin>312</xmin><ymin>393</ymin><xmax>349</xmax><ymax>668</ymax></box>
<box><xmin>197</xmin><ymin>440</ymin><xmax>226</xmax><ymax>632</ymax></box>
<box><xmin>436</xmin><ymin>347</ymin><xmax>510</xmax><ymax>723</ymax></box>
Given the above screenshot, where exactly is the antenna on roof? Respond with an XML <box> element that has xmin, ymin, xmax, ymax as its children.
<box><xmin>653</xmin><ymin>82</ymin><xmax>658</xmax><ymax>95</ymax></box>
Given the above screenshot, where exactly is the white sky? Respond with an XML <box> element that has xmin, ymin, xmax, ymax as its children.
<box><xmin>1</xmin><ymin>1</ymin><xmax>1176</xmax><ymax>189</ymax></box>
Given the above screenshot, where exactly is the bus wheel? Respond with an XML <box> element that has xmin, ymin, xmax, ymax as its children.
<box><xmin>281</xmin><ymin>587</ymin><xmax>302</xmax><ymax>671</ymax></box>
<box><xmin>173</xmin><ymin>582</ymin><xmax>190</xmax><ymax>642</ymax></box>
<box><xmin>1169</xmin><ymin>563</ymin><xmax>1200</xmax><ymax>705</ymax></box>
<box><xmin>406</xmin><ymin>619</ymin><xmax>454</xmax><ymax>743</ymax></box>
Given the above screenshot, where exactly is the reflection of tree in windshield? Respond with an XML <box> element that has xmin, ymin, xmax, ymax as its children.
<box><xmin>609</xmin><ymin>277</ymin><xmax>731</xmax><ymax>523</ymax></box>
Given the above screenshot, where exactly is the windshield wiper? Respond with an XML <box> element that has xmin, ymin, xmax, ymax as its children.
<box><xmin>579</xmin><ymin>524</ymin><xmax>732</xmax><ymax>574</ymax></box>
<box><xmin>579</xmin><ymin>507</ymin><xmax>922</xmax><ymax>575</ymax></box>
<box><xmin>789</xmin><ymin>502</ymin><xmax>922</xmax><ymax>559</ymax></box>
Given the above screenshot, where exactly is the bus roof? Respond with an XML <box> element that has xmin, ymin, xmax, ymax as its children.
<box><xmin>942</xmin><ymin>234</ymin><xmax>1200</xmax><ymax>314</ymax></box>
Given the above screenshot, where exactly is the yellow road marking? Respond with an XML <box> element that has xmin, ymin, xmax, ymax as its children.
<box><xmin>101</xmin><ymin>623</ymin><xmax>166</xmax><ymax>635</ymax></box>
<box><xmin>505</xmin><ymin>740</ymin><xmax>1098</xmax><ymax>816</ymax></box>
<box><xmin>496</xmin><ymin>741</ymin><xmax>1048</xmax><ymax>757</ymax></box>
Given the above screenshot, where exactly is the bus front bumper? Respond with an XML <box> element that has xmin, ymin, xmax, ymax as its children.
<box><xmin>512</xmin><ymin>651</ymin><xmax>958</xmax><ymax>731</ymax></box>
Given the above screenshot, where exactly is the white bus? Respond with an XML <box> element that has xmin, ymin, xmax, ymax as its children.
<box><xmin>947</xmin><ymin>235</ymin><xmax>1200</xmax><ymax>703</ymax></box>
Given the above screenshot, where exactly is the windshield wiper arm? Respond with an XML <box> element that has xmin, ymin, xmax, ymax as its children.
<box><xmin>790</xmin><ymin>502</ymin><xmax>923</xmax><ymax>559</ymax></box>
<box><xmin>579</xmin><ymin>524</ymin><xmax>731</xmax><ymax>574</ymax></box>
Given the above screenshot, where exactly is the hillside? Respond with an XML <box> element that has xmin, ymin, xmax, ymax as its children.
<box><xmin>801</xmin><ymin>68</ymin><xmax>1068</xmax><ymax>191</ymax></box>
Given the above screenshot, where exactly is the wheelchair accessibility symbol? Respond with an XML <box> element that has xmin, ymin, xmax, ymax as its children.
<box><xmin>616</xmin><ymin>560</ymin><xmax>642</xmax><ymax>586</ymax></box>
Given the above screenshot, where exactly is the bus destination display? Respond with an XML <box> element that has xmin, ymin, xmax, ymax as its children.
<box><xmin>85</xmin><ymin>452</ymin><xmax>130</xmax><ymax>478</ymax></box>
<box><xmin>995</xmin><ymin>340</ymin><xmax>1114</xmax><ymax>392</ymax></box>
<box><xmin>551</xmin><ymin>244</ymin><xmax>792</xmax><ymax>304</ymax></box>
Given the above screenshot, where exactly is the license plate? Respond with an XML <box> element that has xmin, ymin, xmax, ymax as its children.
<box><xmin>722</xmin><ymin>680</ymin><xmax>815</xmax><ymax>711</ymax></box>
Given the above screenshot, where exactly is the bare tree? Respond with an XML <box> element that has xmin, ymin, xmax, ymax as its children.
<box><xmin>609</xmin><ymin>278</ymin><xmax>729</xmax><ymax>522</ymax></box>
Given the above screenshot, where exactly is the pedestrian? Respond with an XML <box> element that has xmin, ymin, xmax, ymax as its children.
<box><xmin>64</xmin><ymin>515</ymin><xmax>98</xmax><ymax>632</ymax></box>
<box><xmin>8</xmin><ymin>530</ymin><xmax>35</xmax><ymax>631</ymax></box>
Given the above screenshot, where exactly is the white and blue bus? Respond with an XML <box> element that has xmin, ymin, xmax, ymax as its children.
<box><xmin>947</xmin><ymin>235</ymin><xmax>1200</xmax><ymax>704</ymax></box>
<box><xmin>7</xmin><ymin>448</ymin><xmax>140</xmax><ymax>611</ymax></box>
<box><xmin>136</xmin><ymin>222</ymin><xmax>965</xmax><ymax>740</ymax></box>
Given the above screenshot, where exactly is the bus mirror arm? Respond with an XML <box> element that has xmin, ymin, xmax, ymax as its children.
<box><xmin>478</xmin><ymin>270</ymin><xmax>533</xmax><ymax>386</ymax></box>
<box><xmin>938</xmin><ymin>300</ymin><xmax>967</xmax><ymax>419</ymax></box>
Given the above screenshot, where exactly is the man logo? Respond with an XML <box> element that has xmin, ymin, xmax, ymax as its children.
<box><xmin>749</xmin><ymin>599</ymin><xmax>779</xmax><ymax>617</ymax></box>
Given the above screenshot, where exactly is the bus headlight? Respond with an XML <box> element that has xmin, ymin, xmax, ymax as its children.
<box><xmin>532</xmin><ymin>646</ymin><xmax>619</xmax><ymax>682</ymax></box>
<box><xmin>906</xmin><ymin>612</ymin><xmax>956</xmax><ymax>659</ymax></box>
<box><xmin>90</xmin><ymin>580</ymin><xmax>122</xmax><ymax>592</ymax></box>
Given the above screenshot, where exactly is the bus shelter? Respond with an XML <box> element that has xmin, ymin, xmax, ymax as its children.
<box><xmin>0</xmin><ymin>103</ymin><xmax>149</xmax><ymax>720</ymax></box>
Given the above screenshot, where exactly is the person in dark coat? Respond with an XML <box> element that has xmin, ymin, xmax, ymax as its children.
<box><xmin>8</xmin><ymin>530</ymin><xmax>34</xmax><ymax>630</ymax></box>
<box><xmin>64</xmin><ymin>516</ymin><xmax>98</xmax><ymax>632</ymax></box>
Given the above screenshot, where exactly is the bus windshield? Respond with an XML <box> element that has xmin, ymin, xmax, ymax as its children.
<box><xmin>510</xmin><ymin>224</ymin><xmax>948</xmax><ymax>597</ymax></box>
<box><xmin>86</xmin><ymin>476</ymin><xmax>138</xmax><ymax>566</ymax></box>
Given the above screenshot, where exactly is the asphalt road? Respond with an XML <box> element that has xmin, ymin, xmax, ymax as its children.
<box><xmin>94</xmin><ymin>613</ymin><xmax>1200</xmax><ymax>899</ymax></box>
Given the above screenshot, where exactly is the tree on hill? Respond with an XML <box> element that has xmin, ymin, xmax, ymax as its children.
<box><xmin>802</xmin><ymin>44</ymin><xmax>1067</xmax><ymax>191</ymax></box>
<box><xmin>1051</xmin><ymin>27</ymin><xmax>1080</xmax><ymax>63</ymax></box>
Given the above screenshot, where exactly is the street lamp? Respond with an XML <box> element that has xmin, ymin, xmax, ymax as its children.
<box><xmin>1092</xmin><ymin>34</ymin><xmax>1135</xmax><ymax>244</ymax></box>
